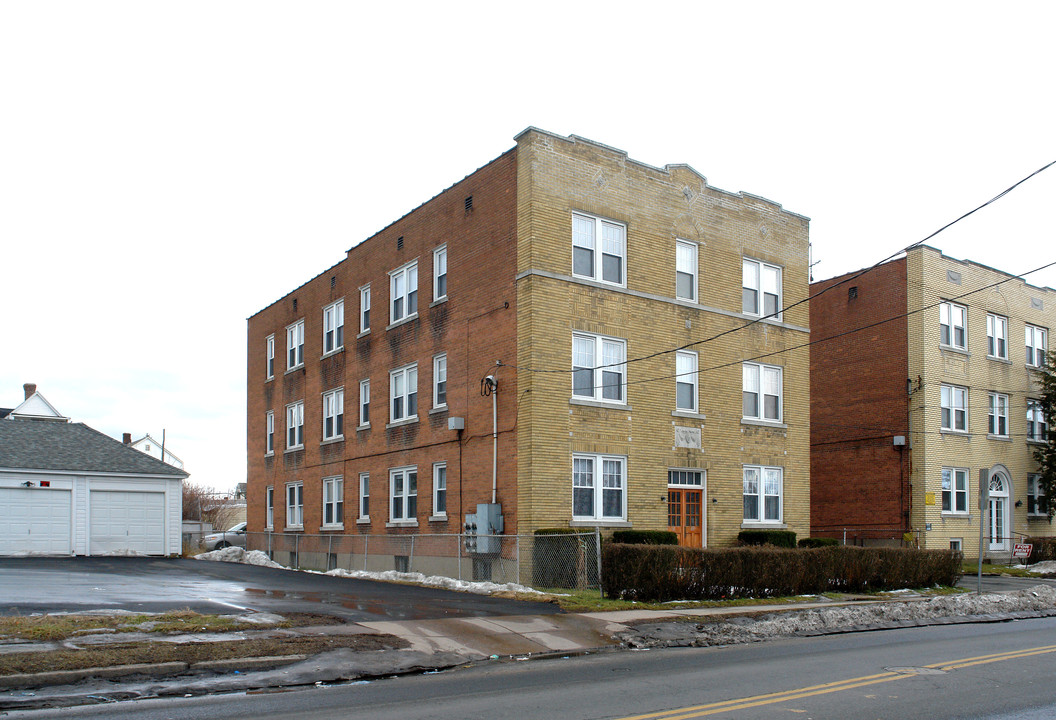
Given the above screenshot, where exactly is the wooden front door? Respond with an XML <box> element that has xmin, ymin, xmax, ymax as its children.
<box><xmin>668</xmin><ymin>489</ymin><xmax>703</xmax><ymax>547</ymax></box>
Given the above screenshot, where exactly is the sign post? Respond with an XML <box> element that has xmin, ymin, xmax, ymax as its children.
<box><xmin>977</xmin><ymin>469</ymin><xmax>990</xmax><ymax>595</ymax></box>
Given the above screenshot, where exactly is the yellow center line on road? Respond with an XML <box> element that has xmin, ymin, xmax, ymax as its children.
<box><xmin>613</xmin><ymin>644</ymin><xmax>1056</xmax><ymax>720</ymax></box>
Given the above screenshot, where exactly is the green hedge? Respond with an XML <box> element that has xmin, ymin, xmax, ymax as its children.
<box><xmin>798</xmin><ymin>537</ymin><xmax>840</xmax><ymax>548</ymax></box>
<box><xmin>601</xmin><ymin>544</ymin><xmax>962</xmax><ymax>601</ymax></box>
<box><xmin>738</xmin><ymin>529</ymin><xmax>797</xmax><ymax>548</ymax></box>
<box><xmin>611</xmin><ymin>530</ymin><xmax>678</xmax><ymax>545</ymax></box>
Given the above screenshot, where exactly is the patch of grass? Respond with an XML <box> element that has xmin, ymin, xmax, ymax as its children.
<box><xmin>538</xmin><ymin>588</ymin><xmax>826</xmax><ymax>613</ymax></box>
<box><xmin>0</xmin><ymin>610</ymin><xmax>351</xmax><ymax>643</ymax></box>
<box><xmin>0</xmin><ymin>632</ymin><xmax>408</xmax><ymax>676</ymax></box>
<box><xmin>961</xmin><ymin>561</ymin><xmax>1037</xmax><ymax>578</ymax></box>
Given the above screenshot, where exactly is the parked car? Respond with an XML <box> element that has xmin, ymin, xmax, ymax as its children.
<box><xmin>202</xmin><ymin>522</ymin><xmax>248</xmax><ymax>550</ymax></box>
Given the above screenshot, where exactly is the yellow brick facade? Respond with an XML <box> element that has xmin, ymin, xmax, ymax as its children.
<box><xmin>907</xmin><ymin>245</ymin><xmax>1056</xmax><ymax>557</ymax></box>
<box><xmin>513</xmin><ymin>129</ymin><xmax>811</xmax><ymax>546</ymax></box>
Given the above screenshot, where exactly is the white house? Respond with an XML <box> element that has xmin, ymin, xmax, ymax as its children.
<box><xmin>129</xmin><ymin>433</ymin><xmax>184</xmax><ymax>469</ymax></box>
<box><xmin>0</xmin><ymin>384</ymin><xmax>187</xmax><ymax>556</ymax></box>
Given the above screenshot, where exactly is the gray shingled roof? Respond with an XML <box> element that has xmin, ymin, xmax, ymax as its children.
<box><xmin>0</xmin><ymin>420</ymin><xmax>188</xmax><ymax>477</ymax></box>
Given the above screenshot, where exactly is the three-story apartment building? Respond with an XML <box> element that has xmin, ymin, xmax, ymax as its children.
<box><xmin>247</xmin><ymin>128</ymin><xmax>811</xmax><ymax>568</ymax></box>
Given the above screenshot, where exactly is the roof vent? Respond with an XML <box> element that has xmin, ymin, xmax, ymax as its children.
<box><xmin>465</xmin><ymin>195</ymin><xmax>473</xmax><ymax>212</ymax></box>
<box><xmin>848</xmin><ymin>286</ymin><xmax>858</xmax><ymax>301</ymax></box>
<box><xmin>330</xmin><ymin>275</ymin><xmax>336</xmax><ymax>290</ymax></box>
<box><xmin>293</xmin><ymin>298</ymin><xmax>298</xmax><ymax>311</ymax></box>
<box><xmin>397</xmin><ymin>236</ymin><xmax>404</xmax><ymax>250</ymax></box>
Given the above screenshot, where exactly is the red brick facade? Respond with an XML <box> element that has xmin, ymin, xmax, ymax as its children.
<box><xmin>246</xmin><ymin>150</ymin><xmax>520</xmax><ymax>536</ymax></box>
<box><xmin>809</xmin><ymin>258</ymin><xmax>910</xmax><ymax>541</ymax></box>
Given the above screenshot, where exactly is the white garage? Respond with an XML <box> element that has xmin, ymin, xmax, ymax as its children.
<box><xmin>0</xmin><ymin>411</ymin><xmax>187</xmax><ymax>556</ymax></box>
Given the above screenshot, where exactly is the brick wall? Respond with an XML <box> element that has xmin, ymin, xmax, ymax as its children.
<box><xmin>809</xmin><ymin>258</ymin><xmax>909</xmax><ymax>538</ymax></box>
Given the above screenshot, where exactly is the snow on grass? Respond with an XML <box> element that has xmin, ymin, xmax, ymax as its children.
<box><xmin>1026</xmin><ymin>561</ymin><xmax>1056</xmax><ymax>575</ymax></box>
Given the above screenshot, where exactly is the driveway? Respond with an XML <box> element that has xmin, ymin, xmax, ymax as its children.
<box><xmin>0</xmin><ymin>557</ymin><xmax>562</xmax><ymax>621</ymax></box>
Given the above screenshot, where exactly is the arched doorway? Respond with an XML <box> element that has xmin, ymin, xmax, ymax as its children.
<box><xmin>988</xmin><ymin>471</ymin><xmax>1010</xmax><ymax>552</ymax></box>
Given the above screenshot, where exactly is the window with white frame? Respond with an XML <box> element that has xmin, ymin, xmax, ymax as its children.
<box><xmin>265</xmin><ymin>411</ymin><xmax>274</xmax><ymax>455</ymax></box>
<box><xmin>941</xmin><ymin>467</ymin><xmax>968</xmax><ymax>513</ymax></box>
<box><xmin>266</xmin><ymin>486</ymin><xmax>274</xmax><ymax>528</ymax></box>
<box><xmin>359</xmin><ymin>379</ymin><xmax>370</xmax><ymax>426</ymax></box>
<box><xmin>572</xmin><ymin>454</ymin><xmax>626</xmax><ymax>521</ymax></box>
<box><xmin>939</xmin><ymin>302</ymin><xmax>967</xmax><ymax>349</ymax></box>
<box><xmin>433</xmin><ymin>245</ymin><xmax>447</xmax><ymax>301</ymax></box>
<box><xmin>676</xmin><ymin>351</ymin><xmax>698</xmax><ymax>412</ymax></box>
<box><xmin>743</xmin><ymin>466</ymin><xmax>783</xmax><ymax>522</ymax></box>
<box><xmin>390</xmin><ymin>466</ymin><xmax>417</xmax><ymax>522</ymax></box>
<box><xmin>358</xmin><ymin>472</ymin><xmax>369</xmax><ymax>520</ymax></box>
<box><xmin>988</xmin><ymin>392</ymin><xmax>1009</xmax><ymax>436</ymax></box>
<box><xmin>572</xmin><ymin>333</ymin><xmax>626</xmax><ymax>403</ymax></box>
<box><xmin>572</xmin><ymin>212</ymin><xmax>625</xmax><ymax>285</ymax></box>
<box><xmin>266</xmin><ymin>335</ymin><xmax>275</xmax><ymax>379</ymax></box>
<box><xmin>286</xmin><ymin>401</ymin><xmax>304</xmax><ymax>449</ymax></box>
<box><xmin>360</xmin><ymin>285</ymin><xmax>371</xmax><ymax>332</ymax></box>
<box><xmin>742</xmin><ymin>258</ymin><xmax>781</xmax><ymax>318</ymax></box>
<box><xmin>940</xmin><ymin>384</ymin><xmax>967</xmax><ymax>431</ymax></box>
<box><xmin>390</xmin><ymin>364</ymin><xmax>418</xmax><ymax>422</ymax></box>
<box><xmin>390</xmin><ymin>261</ymin><xmax>418</xmax><ymax>323</ymax></box>
<box><xmin>668</xmin><ymin>469</ymin><xmax>704</xmax><ymax>487</ymax></box>
<box><xmin>987</xmin><ymin>313</ymin><xmax>1008</xmax><ymax>359</ymax></box>
<box><xmin>322</xmin><ymin>388</ymin><xmax>344</xmax><ymax>440</ymax></box>
<box><xmin>742</xmin><ymin>363</ymin><xmax>782</xmax><ymax>422</ymax></box>
<box><xmin>1028</xmin><ymin>474</ymin><xmax>1048</xmax><ymax>516</ymax></box>
<box><xmin>322</xmin><ymin>476</ymin><xmax>343</xmax><ymax>527</ymax></box>
<box><xmin>1027</xmin><ymin>324</ymin><xmax>1048</xmax><ymax>367</ymax></box>
<box><xmin>286</xmin><ymin>482</ymin><xmax>303</xmax><ymax>528</ymax></box>
<box><xmin>287</xmin><ymin>320</ymin><xmax>305</xmax><ymax>369</ymax></box>
<box><xmin>433</xmin><ymin>354</ymin><xmax>447</xmax><ymax>409</ymax></box>
<box><xmin>1028</xmin><ymin>399</ymin><xmax>1048</xmax><ymax>442</ymax></box>
<box><xmin>950</xmin><ymin>538</ymin><xmax>963</xmax><ymax>552</ymax></box>
<box><xmin>675</xmin><ymin>240</ymin><xmax>697</xmax><ymax>301</ymax></box>
<box><xmin>323</xmin><ymin>300</ymin><xmax>344</xmax><ymax>354</ymax></box>
<box><xmin>432</xmin><ymin>462</ymin><xmax>447</xmax><ymax>517</ymax></box>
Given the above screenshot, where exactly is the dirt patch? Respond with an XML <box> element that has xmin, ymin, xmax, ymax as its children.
<box><xmin>0</xmin><ymin>632</ymin><xmax>408</xmax><ymax>676</ymax></box>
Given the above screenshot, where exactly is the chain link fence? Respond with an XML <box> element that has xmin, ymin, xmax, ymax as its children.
<box><xmin>187</xmin><ymin>530</ymin><xmax>602</xmax><ymax>592</ymax></box>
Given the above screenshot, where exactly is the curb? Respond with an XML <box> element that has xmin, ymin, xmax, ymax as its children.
<box><xmin>0</xmin><ymin>661</ymin><xmax>188</xmax><ymax>689</ymax></box>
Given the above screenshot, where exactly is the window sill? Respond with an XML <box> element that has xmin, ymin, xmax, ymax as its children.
<box><xmin>357</xmin><ymin>329</ymin><xmax>371</xmax><ymax>339</ymax></box>
<box><xmin>265</xmin><ymin>451</ymin><xmax>274</xmax><ymax>458</ymax></box>
<box><xmin>356</xmin><ymin>517</ymin><xmax>371</xmax><ymax>525</ymax></box>
<box><xmin>386</xmin><ymin>520</ymin><xmax>420</xmax><ymax>528</ymax></box>
<box><xmin>742</xmin><ymin>311</ymin><xmax>784</xmax><ymax>324</ymax></box>
<box><xmin>386</xmin><ymin>417</ymin><xmax>419</xmax><ymax>429</ymax></box>
<box><xmin>285</xmin><ymin>365</ymin><xmax>305</xmax><ymax>375</ymax></box>
<box><xmin>429</xmin><ymin>406</ymin><xmax>448</xmax><ymax>416</ymax></box>
<box><xmin>1027</xmin><ymin>515</ymin><xmax>1052</xmax><ymax>522</ymax></box>
<box><xmin>265</xmin><ymin>526</ymin><xmax>273</xmax><ymax>531</ymax></box>
<box><xmin>284</xmin><ymin>446</ymin><xmax>304</xmax><ymax>453</ymax></box>
<box><xmin>320</xmin><ymin>524</ymin><xmax>344</xmax><ymax>532</ymax></box>
<box><xmin>284</xmin><ymin>526</ymin><xmax>303</xmax><ymax>533</ymax></box>
<box><xmin>569</xmin><ymin>519</ymin><xmax>631</xmax><ymax>527</ymax></box>
<box><xmin>428</xmin><ymin>514</ymin><xmax>448</xmax><ymax>523</ymax></box>
<box><xmin>570</xmin><ymin>398</ymin><xmax>632</xmax><ymax>411</ymax></box>
<box><xmin>386</xmin><ymin>313</ymin><xmax>419</xmax><ymax>331</ymax></box>
<box><xmin>357</xmin><ymin>423</ymin><xmax>370</xmax><ymax>431</ymax></box>
<box><xmin>265</xmin><ymin>377</ymin><xmax>274</xmax><ymax>383</ymax></box>
<box><xmin>321</xmin><ymin>347</ymin><xmax>345</xmax><ymax>360</ymax></box>
<box><xmin>740</xmin><ymin>522</ymin><xmax>787</xmax><ymax>529</ymax></box>
<box><xmin>986</xmin><ymin>434</ymin><xmax>1013</xmax><ymax>442</ymax></box>
<box><xmin>941</xmin><ymin>512</ymin><xmax>970</xmax><ymax>518</ymax></box>
<box><xmin>940</xmin><ymin>429</ymin><xmax>971</xmax><ymax>437</ymax></box>
<box><xmin>320</xmin><ymin>437</ymin><xmax>344</xmax><ymax>445</ymax></box>
<box><xmin>1028</xmin><ymin>438</ymin><xmax>1048</xmax><ymax>446</ymax></box>
<box><xmin>571</xmin><ymin>271</ymin><xmax>626</xmax><ymax>290</ymax></box>
<box><xmin>741</xmin><ymin>418</ymin><xmax>787</xmax><ymax>429</ymax></box>
<box><xmin>430</xmin><ymin>297</ymin><xmax>448</xmax><ymax>308</ymax></box>
<box><xmin>672</xmin><ymin>410</ymin><xmax>706</xmax><ymax>420</ymax></box>
<box><xmin>987</xmin><ymin>355</ymin><xmax>1012</xmax><ymax>365</ymax></box>
<box><xmin>939</xmin><ymin>344</ymin><xmax>969</xmax><ymax>357</ymax></box>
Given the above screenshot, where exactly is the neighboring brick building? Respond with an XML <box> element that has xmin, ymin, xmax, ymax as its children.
<box><xmin>247</xmin><ymin>128</ymin><xmax>811</xmax><ymax>567</ymax></box>
<box><xmin>811</xmin><ymin>245</ymin><xmax>1056</xmax><ymax>557</ymax></box>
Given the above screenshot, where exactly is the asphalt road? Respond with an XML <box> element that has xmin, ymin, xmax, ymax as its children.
<box><xmin>0</xmin><ymin>557</ymin><xmax>561</xmax><ymax>621</ymax></box>
<box><xmin>13</xmin><ymin>615</ymin><xmax>1056</xmax><ymax>719</ymax></box>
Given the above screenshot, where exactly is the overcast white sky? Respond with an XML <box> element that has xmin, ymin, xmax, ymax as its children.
<box><xmin>2</xmin><ymin>2</ymin><xmax>1053</xmax><ymax>492</ymax></box>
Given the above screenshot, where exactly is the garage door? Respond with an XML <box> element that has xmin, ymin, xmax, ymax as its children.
<box><xmin>0</xmin><ymin>487</ymin><xmax>72</xmax><ymax>555</ymax></box>
<box><xmin>90</xmin><ymin>491</ymin><xmax>166</xmax><ymax>555</ymax></box>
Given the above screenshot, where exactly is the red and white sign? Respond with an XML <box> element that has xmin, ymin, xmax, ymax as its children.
<box><xmin>1013</xmin><ymin>543</ymin><xmax>1033</xmax><ymax>558</ymax></box>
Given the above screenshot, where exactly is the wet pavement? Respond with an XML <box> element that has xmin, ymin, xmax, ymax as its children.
<box><xmin>0</xmin><ymin>557</ymin><xmax>562</xmax><ymax>621</ymax></box>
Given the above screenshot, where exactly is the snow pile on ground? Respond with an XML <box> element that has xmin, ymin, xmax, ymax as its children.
<box><xmin>195</xmin><ymin>547</ymin><xmax>285</xmax><ymax>568</ymax></box>
<box><xmin>620</xmin><ymin>586</ymin><xmax>1056</xmax><ymax>649</ymax></box>
<box><xmin>93</xmin><ymin>549</ymin><xmax>149</xmax><ymax>557</ymax></box>
<box><xmin>1027</xmin><ymin>561</ymin><xmax>1056</xmax><ymax>575</ymax></box>
<box><xmin>323</xmin><ymin>567</ymin><xmax>542</xmax><ymax>596</ymax></box>
<box><xmin>193</xmin><ymin>547</ymin><xmax>540</xmax><ymax>595</ymax></box>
